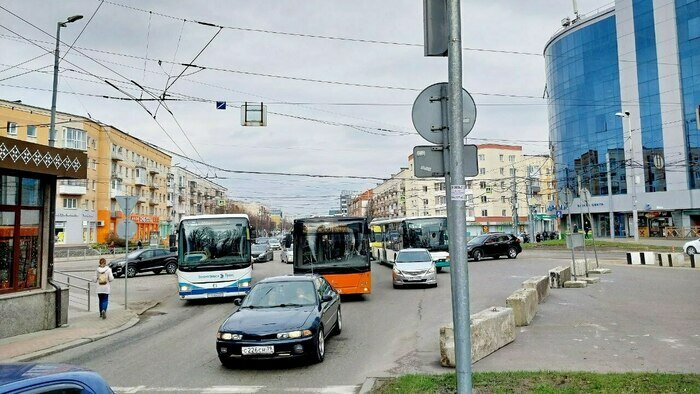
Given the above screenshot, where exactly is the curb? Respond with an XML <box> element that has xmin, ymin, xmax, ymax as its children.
<box><xmin>358</xmin><ymin>377</ymin><xmax>376</xmax><ymax>394</ymax></box>
<box><xmin>9</xmin><ymin>301</ymin><xmax>159</xmax><ymax>362</ymax></box>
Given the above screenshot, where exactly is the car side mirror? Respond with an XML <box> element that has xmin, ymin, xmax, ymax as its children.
<box><xmin>233</xmin><ymin>298</ymin><xmax>242</xmax><ymax>306</ymax></box>
<box><xmin>321</xmin><ymin>294</ymin><xmax>333</xmax><ymax>303</ymax></box>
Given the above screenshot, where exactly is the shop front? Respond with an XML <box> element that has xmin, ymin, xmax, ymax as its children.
<box><xmin>0</xmin><ymin>136</ymin><xmax>87</xmax><ymax>339</ymax></box>
<box><xmin>638</xmin><ymin>211</ymin><xmax>673</xmax><ymax>238</ymax></box>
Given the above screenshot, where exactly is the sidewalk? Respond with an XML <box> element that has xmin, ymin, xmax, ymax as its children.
<box><xmin>608</xmin><ymin>237</ymin><xmax>689</xmax><ymax>248</ymax></box>
<box><xmin>0</xmin><ymin>300</ymin><xmax>156</xmax><ymax>362</ymax></box>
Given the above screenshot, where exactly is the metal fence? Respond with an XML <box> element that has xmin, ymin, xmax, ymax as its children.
<box><xmin>661</xmin><ymin>227</ymin><xmax>700</xmax><ymax>239</ymax></box>
<box><xmin>53</xmin><ymin>270</ymin><xmax>92</xmax><ymax>311</ymax></box>
<box><xmin>54</xmin><ymin>247</ymin><xmax>127</xmax><ymax>260</ymax></box>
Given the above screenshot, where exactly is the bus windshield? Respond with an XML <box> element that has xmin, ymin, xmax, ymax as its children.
<box><xmin>404</xmin><ymin>218</ymin><xmax>449</xmax><ymax>251</ymax></box>
<box><xmin>297</xmin><ymin>220</ymin><xmax>369</xmax><ymax>269</ymax></box>
<box><xmin>179</xmin><ymin>217</ymin><xmax>250</xmax><ymax>270</ymax></box>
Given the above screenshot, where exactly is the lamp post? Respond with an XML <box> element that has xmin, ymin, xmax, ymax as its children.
<box><xmin>615</xmin><ymin>111</ymin><xmax>639</xmax><ymax>242</ymax></box>
<box><xmin>48</xmin><ymin>15</ymin><xmax>83</xmax><ymax>147</ymax></box>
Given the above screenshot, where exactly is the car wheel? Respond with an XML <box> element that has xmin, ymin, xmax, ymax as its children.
<box><xmin>126</xmin><ymin>266</ymin><xmax>137</xmax><ymax>278</ymax></box>
<box><xmin>219</xmin><ymin>355</ymin><xmax>238</xmax><ymax>369</ymax></box>
<box><xmin>153</xmin><ymin>269</ymin><xmax>162</xmax><ymax>275</ymax></box>
<box><xmin>687</xmin><ymin>246</ymin><xmax>697</xmax><ymax>255</ymax></box>
<box><xmin>165</xmin><ymin>262</ymin><xmax>178</xmax><ymax>274</ymax></box>
<box><xmin>507</xmin><ymin>247</ymin><xmax>518</xmax><ymax>259</ymax></box>
<box><xmin>436</xmin><ymin>267</ymin><xmax>443</xmax><ymax>273</ymax></box>
<box><xmin>392</xmin><ymin>283</ymin><xmax>400</xmax><ymax>289</ymax></box>
<box><xmin>311</xmin><ymin>327</ymin><xmax>325</xmax><ymax>363</ymax></box>
<box><xmin>331</xmin><ymin>308</ymin><xmax>342</xmax><ymax>336</ymax></box>
<box><xmin>472</xmin><ymin>249</ymin><xmax>482</xmax><ymax>261</ymax></box>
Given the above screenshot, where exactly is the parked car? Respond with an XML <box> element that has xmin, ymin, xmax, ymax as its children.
<box><xmin>109</xmin><ymin>248</ymin><xmax>177</xmax><ymax>278</ymax></box>
<box><xmin>281</xmin><ymin>243</ymin><xmax>294</xmax><ymax>264</ymax></box>
<box><xmin>684</xmin><ymin>238</ymin><xmax>700</xmax><ymax>255</ymax></box>
<box><xmin>216</xmin><ymin>275</ymin><xmax>341</xmax><ymax>367</ymax></box>
<box><xmin>0</xmin><ymin>363</ymin><xmax>114</xmax><ymax>393</ymax></box>
<box><xmin>467</xmin><ymin>233</ymin><xmax>522</xmax><ymax>261</ymax></box>
<box><xmin>251</xmin><ymin>243</ymin><xmax>273</xmax><ymax>263</ymax></box>
<box><xmin>268</xmin><ymin>238</ymin><xmax>282</xmax><ymax>250</ymax></box>
<box><xmin>392</xmin><ymin>248</ymin><xmax>437</xmax><ymax>289</ymax></box>
<box><xmin>256</xmin><ymin>237</ymin><xmax>270</xmax><ymax>245</ymax></box>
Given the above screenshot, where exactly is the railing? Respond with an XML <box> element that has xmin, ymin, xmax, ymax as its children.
<box><xmin>53</xmin><ymin>270</ymin><xmax>92</xmax><ymax>311</ymax></box>
<box><xmin>54</xmin><ymin>247</ymin><xmax>127</xmax><ymax>260</ymax></box>
<box><xmin>658</xmin><ymin>226</ymin><xmax>700</xmax><ymax>239</ymax></box>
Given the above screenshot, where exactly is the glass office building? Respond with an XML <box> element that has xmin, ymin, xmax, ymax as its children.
<box><xmin>545</xmin><ymin>0</ymin><xmax>700</xmax><ymax>238</ymax></box>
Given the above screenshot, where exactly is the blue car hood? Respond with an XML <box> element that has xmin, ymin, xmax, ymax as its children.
<box><xmin>221</xmin><ymin>306</ymin><xmax>316</xmax><ymax>334</ymax></box>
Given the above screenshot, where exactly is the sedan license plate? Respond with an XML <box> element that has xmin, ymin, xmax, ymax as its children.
<box><xmin>241</xmin><ymin>346</ymin><xmax>274</xmax><ymax>355</ymax></box>
<box><xmin>404</xmin><ymin>276</ymin><xmax>421</xmax><ymax>282</ymax></box>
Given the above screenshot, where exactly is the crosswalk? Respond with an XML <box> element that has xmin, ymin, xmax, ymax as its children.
<box><xmin>112</xmin><ymin>385</ymin><xmax>360</xmax><ymax>394</ymax></box>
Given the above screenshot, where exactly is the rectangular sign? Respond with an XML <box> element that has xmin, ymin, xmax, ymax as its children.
<box><xmin>450</xmin><ymin>185</ymin><xmax>466</xmax><ymax>201</ymax></box>
<box><xmin>413</xmin><ymin>144</ymin><xmax>478</xmax><ymax>178</ymax></box>
<box><xmin>0</xmin><ymin>136</ymin><xmax>87</xmax><ymax>179</ymax></box>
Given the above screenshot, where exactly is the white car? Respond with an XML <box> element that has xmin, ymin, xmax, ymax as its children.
<box><xmin>281</xmin><ymin>243</ymin><xmax>293</xmax><ymax>264</ymax></box>
<box><xmin>392</xmin><ymin>248</ymin><xmax>437</xmax><ymax>289</ymax></box>
<box><xmin>683</xmin><ymin>238</ymin><xmax>700</xmax><ymax>255</ymax></box>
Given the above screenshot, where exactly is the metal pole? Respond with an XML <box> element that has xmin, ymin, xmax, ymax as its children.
<box><xmin>124</xmin><ymin>219</ymin><xmax>129</xmax><ymax>310</ymax></box>
<box><xmin>584</xmin><ymin>189</ymin><xmax>600</xmax><ymax>269</ymax></box>
<box><xmin>49</xmin><ymin>22</ymin><xmax>61</xmax><ymax>147</ymax></box>
<box><xmin>525</xmin><ymin>177</ymin><xmax>533</xmax><ymax>242</ymax></box>
<box><xmin>628</xmin><ymin>115</ymin><xmax>639</xmax><ymax>242</ymax></box>
<box><xmin>512</xmin><ymin>167</ymin><xmax>518</xmax><ymax>233</ymax></box>
<box><xmin>446</xmin><ymin>1</ymin><xmax>472</xmax><ymax>392</ymax></box>
<box><xmin>440</xmin><ymin>83</ymin><xmax>451</xmax><ymax>221</ymax></box>
<box><xmin>577</xmin><ymin>176</ymin><xmax>589</xmax><ymax>277</ymax></box>
<box><xmin>606</xmin><ymin>152</ymin><xmax>615</xmax><ymax>240</ymax></box>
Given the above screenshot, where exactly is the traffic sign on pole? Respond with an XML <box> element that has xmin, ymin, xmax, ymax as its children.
<box><xmin>412</xmin><ymin>82</ymin><xmax>477</xmax><ymax>145</ymax></box>
<box><xmin>413</xmin><ymin>144</ymin><xmax>479</xmax><ymax>178</ymax></box>
<box><xmin>117</xmin><ymin>219</ymin><xmax>137</xmax><ymax>239</ymax></box>
<box><xmin>115</xmin><ymin>196</ymin><xmax>137</xmax><ymax>215</ymax></box>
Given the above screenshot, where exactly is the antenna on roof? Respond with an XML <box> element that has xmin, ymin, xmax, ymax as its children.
<box><xmin>572</xmin><ymin>0</ymin><xmax>580</xmax><ymax>21</ymax></box>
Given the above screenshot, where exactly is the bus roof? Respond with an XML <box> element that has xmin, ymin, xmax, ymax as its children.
<box><xmin>293</xmin><ymin>216</ymin><xmax>366</xmax><ymax>223</ymax></box>
<box><xmin>370</xmin><ymin>216</ymin><xmax>447</xmax><ymax>225</ymax></box>
<box><xmin>180</xmin><ymin>214</ymin><xmax>250</xmax><ymax>221</ymax></box>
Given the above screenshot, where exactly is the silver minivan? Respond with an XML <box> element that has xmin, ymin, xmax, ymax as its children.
<box><xmin>392</xmin><ymin>248</ymin><xmax>438</xmax><ymax>288</ymax></box>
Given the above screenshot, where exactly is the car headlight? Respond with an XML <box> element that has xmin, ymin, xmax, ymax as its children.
<box><xmin>180</xmin><ymin>285</ymin><xmax>190</xmax><ymax>292</ymax></box>
<box><xmin>239</xmin><ymin>281</ymin><xmax>250</xmax><ymax>288</ymax></box>
<box><xmin>277</xmin><ymin>330</ymin><xmax>312</xmax><ymax>339</ymax></box>
<box><xmin>114</xmin><ymin>261</ymin><xmax>125</xmax><ymax>266</ymax></box>
<box><xmin>427</xmin><ymin>265</ymin><xmax>436</xmax><ymax>274</ymax></box>
<box><xmin>217</xmin><ymin>332</ymin><xmax>242</xmax><ymax>340</ymax></box>
<box><xmin>393</xmin><ymin>266</ymin><xmax>401</xmax><ymax>275</ymax></box>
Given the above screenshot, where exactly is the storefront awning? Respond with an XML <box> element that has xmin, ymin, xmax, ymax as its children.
<box><xmin>0</xmin><ymin>136</ymin><xmax>87</xmax><ymax>179</ymax></box>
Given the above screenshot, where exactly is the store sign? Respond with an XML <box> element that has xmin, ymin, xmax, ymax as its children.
<box><xmin>0</xmin><ymin>136</ymin><xmax>87</xmax><ymax>179</ymax></box>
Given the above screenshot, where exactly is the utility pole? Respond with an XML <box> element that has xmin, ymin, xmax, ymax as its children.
<box><xmin>606</xmin><ymin>152</ymin><xmax>615</xmax><ymax>240</ymax></box>
<box><xmin>512</xmin><ymin>167</ymin><xmax>519</xmax><ymax>233</ymax></box>
<box><xmin>49</xmin><ymin>15</ymin><xmax>83</xmax><ymax>147</ymax></box>
<box><xmin>577</xmin><ymin>175</ymin><xmax>589</xmax><ymax>277</ymax></box>
<box><xmin>525</xmin><ymin>176</ymin><xmax>533</xmax><ymax>241</ymax></box>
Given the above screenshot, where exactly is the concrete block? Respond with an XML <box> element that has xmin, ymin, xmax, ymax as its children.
<box><xmin>563</xmin><ymin>280</ymin><xmax>588</xmax><ymax>288</ymax></box>
<box><xmin>571</xmin><ymin>259</ymin><xmax>590</xmax><ymax>276</ymax></box>
<box><xmin>521</xmin><ymin>276</ymin><xmax>549</xmax><ymax>303</ymax></box>
<box><xmin>549</xmin><ymin>266</ymin><xmax>571</xmax><ymax>288</ymax></box>
<box><xmin>581</xmin><ymin>276</ymin><xmax>600</xmax><ymax>284</ymax></box>
<box><xmin>589</xmin><ymin>268</ymin><xmax>612</xmax><ymax>274</ymax></box>
<box><xmin>656</xmin><ymin>253</ymin><xmax>687</xmax><ymax>267</ymax></box>
<box><xmin>440</xmin><ymin>306</ymin><xmax>515</xmax><ymax>367</ymax></box>
<box><xmin>626</xmin><ymin>251</ymin><xmax>655</xmax><ymax>265</ymax></box>
<box><xmin>506</xmin><ymin>288</ymin><xmax>538</xmax><ymax>327</ymax></box>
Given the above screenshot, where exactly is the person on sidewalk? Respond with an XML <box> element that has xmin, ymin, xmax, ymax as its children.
<box><xmin>137</xmin><ymin>240</ymin><xmax>142</xmax><ymax>249</ymax></box>
<box><xmin>94</xmin><ymin>258</ymin><xmax>114</xmax><ymax>319</ymax></box>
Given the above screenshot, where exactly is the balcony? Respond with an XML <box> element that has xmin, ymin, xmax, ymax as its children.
<box><xmin>148</xmin><ymin>166</ymin><xmax>160</xmax><ymax>174</ymax></box>
<box><xmin>111</xmin><ymin>150</ymin><xmax>124</xmax><ymax>161</ymax></box>
<box><xmin>58</xmin><ymin>180</ymin><xmax>87</xmax><ymax>195</ymax></box>
<box><xmin>178</xmin><ymin>194</ymin><xmax>186</xmax><ymax>202</ymax></box>
<box><xmin>166</xmin><ymin>200</ymin><xmax>173</xmax><ymax>207</ymax></box>
<box><xmin>138</xmin><ymin>196</ymin><xmax>147</xmax><ymax>204</ymax></box>
<box><xmin>149</xmin><ymin>200</ymin><xmax>158</xmax><ymax>206</ymax></box>
<box><xmin>110</xmin><ymin>210</ymin><xmax>119</xmax><ymax>218</ymax></box>
<box><xmin>110</xmin><ymin>187</ymin><xmax>123</xmax><ymax>199</ymax></box>
<box><xmin>149</xmin><ymin>182</ymin><xmax>161</xmax><ymax>189</ymax></box>
<box><xmin>134</xmin><ymin>176</ymin><xmax>147</xmax><ymax>186</ymax></box>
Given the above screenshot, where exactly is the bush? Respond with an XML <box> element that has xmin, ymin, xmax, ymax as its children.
<box><xmin>106</xmin><ymin>232</ymin><xmax>126</xmax><ymax>248</ymax></box>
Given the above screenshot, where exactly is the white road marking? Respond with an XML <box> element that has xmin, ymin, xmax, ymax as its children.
<box><xmin>113</xmin><ymin>386</ymin><xmax>358</xmax><ymax>394</ymax></box>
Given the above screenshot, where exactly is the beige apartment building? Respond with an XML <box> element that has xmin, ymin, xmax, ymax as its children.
<box><xmin>168</xmin><ymin>165</ymin><xmax>227</xmax><ymax>228</ymax></box>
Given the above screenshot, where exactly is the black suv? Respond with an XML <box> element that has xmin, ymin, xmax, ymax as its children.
<box><xmin>110</xmin><ymin>248</ymin><xmax>178</xmax><ymax>278</ymax></box>
<box><xmin>467</xmin><ymin>233</ymin><xmax>522</xmax><ymax>261</ymax></box>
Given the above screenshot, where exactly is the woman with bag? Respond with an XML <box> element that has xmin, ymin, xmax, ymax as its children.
<box><xmin>94</xmin><ymin>258</ymin><xmax>114</xmax><ymax>319</ymax></box>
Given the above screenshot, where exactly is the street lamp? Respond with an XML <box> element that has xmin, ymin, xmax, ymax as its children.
<box><xmin>49</xmin><ymin>14</ymin><xmax>83</xmax><ymax>147</ymax></box>
<box><xmin>615</xmin><ymin>111</ymin><xmax>639</xmax><ymax>242</ymax></box>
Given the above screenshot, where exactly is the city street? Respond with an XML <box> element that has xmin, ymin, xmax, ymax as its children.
<box><xmin>41</xmin><ymin>249</ymin><xmax>699</xmax><ymax>392</ymax></box>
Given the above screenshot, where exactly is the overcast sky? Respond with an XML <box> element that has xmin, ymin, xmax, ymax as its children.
<box><xmin>0</xmin><ymin>0</ymin><xmax>613</xmax><ymax>217</ymax></box>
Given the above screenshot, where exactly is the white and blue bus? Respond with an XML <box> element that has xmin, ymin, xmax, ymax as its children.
<box><xmin>370</xmin><ymin>216</ymin><xmax>450</xmax><ymax>271</ymax></box>
<box><xmin>177</xmin><ymin>214</ymin><xmax>252</xmax><ymax>300</ymax></box>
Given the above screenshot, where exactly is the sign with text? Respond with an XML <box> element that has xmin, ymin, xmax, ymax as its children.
<box><xmin>413</xmin><ymin>144</ymin><xmax>478</xmax><ymax>178</ymax></box>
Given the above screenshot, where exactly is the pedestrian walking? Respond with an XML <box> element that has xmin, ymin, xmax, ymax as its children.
<box><xmin>109</xmin><ymin>241</ymin><xmax>115</xmax><ymax>254</ymax></box>
<box><xmin>94</xmin><ymin>258</ymin><xmax>114</xmax><ymax>319</ymax></box>
<box><xmin>137</xmin><ymin>240</ymin><xmax>142</xmax><ymax>249</ymax></box>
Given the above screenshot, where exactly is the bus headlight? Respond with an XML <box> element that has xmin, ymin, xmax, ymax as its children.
<box><xmin>180</xmin><ymin>285</ymin><xmax>190</xmax><ymax>292</ymax></box>
<box><xmin>239</xmin><ymin>281</ymin><xmax>250</xmax><ymax>288</ymax></box>
<box><xmin>217</xmin><ymin>332</ymin><xmax>242</xmax><ymax>340</ymax></box>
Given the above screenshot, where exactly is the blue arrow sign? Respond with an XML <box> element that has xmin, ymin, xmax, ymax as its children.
<box><xmin>556</xmin><ymin>210</ymin><xmax>563</xmax><ymax>219</ymax></box>
<box><xmin>216</xmin><ymin>101</ymin><xmax>226</xmax><ymax>110</ymax></box>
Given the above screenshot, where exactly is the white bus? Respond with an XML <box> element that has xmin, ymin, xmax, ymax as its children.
<box><xmin>370</xmin><ymin>216</ymin><xmax>450</xmax><ymax>271</ymax></box>
<box><xmin>177</xmin><ymin>214</ymin><xmax>252</xmax><ymax>300</ymax></box>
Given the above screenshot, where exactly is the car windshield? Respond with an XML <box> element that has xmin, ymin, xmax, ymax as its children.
<box><xmin>396</xmin><ymin>250</ymin><xmax>431</xmax><ymax>263</ymax></box>
<box><xmin>179</xmin><ymin>217</ymin><xmax>250</xmax><ymax>267</ymax></box>
<box><xmin>241</xmin><ymin>281</ymin><xmax>316</xmax><ymax>308</ymax></box>
<box><xmin>251</xmin><ymin>244</ymin><xmax>268</xmax><ymax>254</ymax></box>
<box><xmin>468</xmin><ymin>235</ymin><xmax>490</xmax><ymax>245</ymax></box>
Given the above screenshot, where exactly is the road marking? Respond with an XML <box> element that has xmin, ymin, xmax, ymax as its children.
<box><xmin>113</xmin><ymin>386</ymin><xmax>358</xmax><ymax>393</ymax></box>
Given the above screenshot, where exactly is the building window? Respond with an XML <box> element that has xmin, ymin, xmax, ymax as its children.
<box><xmin>499</xmin><ymin>154</ymin><xmax>504</xmax><ymax>162</ymax></box>
<box><xmin>479</xmin><ymin>168</ymin><xmax>486</xmax><ymax>175</ymax></box>
<box><xmin>422</xmin><ymin>186</ymin><xmax>428</xmax><ymax>193</ymax></box>
<box><xmin>481</xmin><ymin>209</ymin><xmax>488</xmax><ymax>216</ymax></box>
<box><xmin>466</xmin><ymin>180</ymin><xmax>472</xmax><ymax>188</ymax></box>
<box><xmin>478</xmin><ymin>154</ymin><xmax>485</xmax><ymax>161</ymax></box>
<box><xmin>26</xmin><ymin>125</ymin><xmax>36</xmax><ymax>138</ymax></box>
<box><xmin>500</xmin><ymin>168</ymin><xmax>504</xmax><ymax>175</ymax></box>
<box><xmin>63</xmin><ymin>198</ymin><xmax>77</xmax><ymax>209</ymax></box>
<box><xmin>479</xmin><ymin>181</ymin><xmax>487</xmax><ymax>189</ymax></box>
<box><xmin>689</xmin><ymin>16</ymin><xmax>700</xmax><ymax>40</ymax></box>
<box><xmin>501</xmin><ymin>196</ymin><xmax>506</xmax><ymax>203</ymax></box>
<box><xmin>509</xmin><ymin>155</ymin><xmax>515</xmax><ymax>162</ymax></box>
<box><xmin>480</xmin><ymin>196</ymin><xmax>487</xmax><ymax>203</ymax></box>
<box><xmin>423</xmin><ymin>199</ymin><xmax>429</xmax><ymax>205</ymax></box>
<box><xmin>502</xmin><ymin>209</ymin><xmax>507</xmax><ymax>216</ymax></box>
<box><xmin>63</xmin><ymin>128</ymin><xmax>87</xmax><ymax>150</ymax></box>
<box><xmin>509</xmin><ymin>168</ymin><xmax>515</xmax><ymax>176</ymax></box>
<box><xmin>500</xmin><ymin>181</ymin><xmax>505</xmax><ymax>189</ymax></box>
<box><xmin>7</xmin><ymin>122</ymin><xmax>17</xmax><ymax>135</ymax></box>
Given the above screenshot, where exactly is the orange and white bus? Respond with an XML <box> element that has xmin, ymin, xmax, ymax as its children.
<box><xmin>292</xmin><ymin>216</ymin><xmax>371</xmax><ymax>295</ymax></box>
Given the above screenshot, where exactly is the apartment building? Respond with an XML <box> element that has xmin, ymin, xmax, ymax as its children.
<box><xmin>168</xmin><ymin>166</ymin><xmax>227</xmax><ymax>228</ymax></box>
<box><xmin>0</xmin><ymin>99</ymin><xmax>172</xmax><ymax>245</ymax></box>
<box><xmin>348</xmin><ymin>189</ymin><xmax>373</xmax><ymax>217</ymax></box>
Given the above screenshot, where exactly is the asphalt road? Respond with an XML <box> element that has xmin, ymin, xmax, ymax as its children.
<box><xmin>42</xmin><ymin>249</ymin><xmax>699</xmax><ymax>393</ymax></box>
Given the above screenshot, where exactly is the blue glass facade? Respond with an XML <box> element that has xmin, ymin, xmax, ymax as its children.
<box><xmin>676</xmin><ymin>0</ymin><xmax>700</xmax><ymax>188</ymax></box>
<box><xmin>633</xmin><ymin>0</ymin><xmax>666</xmax><ymax>192</ymax></box>
<box><xmin>545</xmin><ymin>14</ymin><xmax>627</xmax><ymax>198</ymax></box>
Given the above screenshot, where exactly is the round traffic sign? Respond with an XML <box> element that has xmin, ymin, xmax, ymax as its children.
<box><xmin>117</xmin><ymin>219</ymin><xmax>137</xmax><ymax>240</ymax></box>
<box><xmin>412</xmin><ymin>82</ymin><xmax>477</xmax><ymax>144</ymax></box>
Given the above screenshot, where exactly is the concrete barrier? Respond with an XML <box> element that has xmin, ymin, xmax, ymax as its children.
<box><xmin>691</xmin><ymin>255</ymin><xmax>698</xmax><ymax>268</ymax></box>
<box><xmin>656</xmin><ymin>252</ymin><xmax>687</xmax><ymax>267</ymax></box>
<box><xmin>564</xmin><ymin>280</ymin><xmax>587</xmax><ymax>288</ymax></box>
<box><xmin>440</xmin><ymin>306</ymin><xmax>515</xmax><ymax>367</ymax></box>
<box><xmin>506</xmin><ymin>288</ymin><xmax>538</xmax><ymax>327</ymax></box>
<box><xmin>571</xmin><ymin>259</ymin><xmax>589</xmax><ymax>276</ymax></box>
<box><xmin>626</xmin><ymin>251</ymin><xmax>655</xmax><ymax>265</ymax></box>
<box><xmin>522</xmin><ymin>276</ymin><xmax>549</xmax><ymax>303</ymax></box>
<box><xmin>549</xmin><ymin>266</ymin><xmax>571</xmax><ymax>288</ymax></box>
